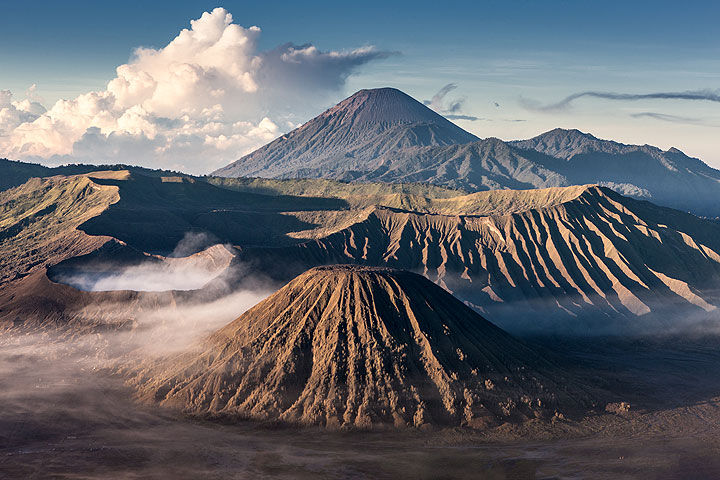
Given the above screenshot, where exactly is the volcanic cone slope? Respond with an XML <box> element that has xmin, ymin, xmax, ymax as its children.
<box><xmin>212</xmin><ymin>87</ymin><xmax>479</xmax><ymax>179</ymax></box>
<box><xmin>137</xmin><ymin>265</ymin><xmax>589</xmax><ymax>429</ymax></box>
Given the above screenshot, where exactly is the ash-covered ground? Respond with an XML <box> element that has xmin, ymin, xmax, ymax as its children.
<box><xmin>3</xmin><ymin>333</ymin><xmax>720</xmax><ymax>479</ymax></box>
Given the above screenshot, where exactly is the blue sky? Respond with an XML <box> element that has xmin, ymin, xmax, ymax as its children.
<box><xmin>1</xmin><ymin>1</ymin><xmax>718</xmax><ymax>171</ymax></box>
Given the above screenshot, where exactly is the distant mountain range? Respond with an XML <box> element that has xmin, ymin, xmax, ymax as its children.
<box><xmin>214</xmin><ymin>88</ymin><xmax>720</xmax><ymax>217</ymax></box>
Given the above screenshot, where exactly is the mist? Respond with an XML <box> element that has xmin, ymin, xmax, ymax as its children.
<box><xmin>5</xmin><ymin>265</ymin><xmax>720</xmax><ymax>478</ymax></box>
<box><xmin>4</xmin><ymin>305</ymin><xmax>720</xmax><ymax>478</ymax></box>
<box><xmin>53</xmin><ymin>233</ymin><xmax>235</xmax><ymax>292</ymax></box>
<box><xmin>55</xmin><ymin>262</ymin><xmax>226</xmax><ymax>292</ymax></box>
<box><xmin>119</xmin><ymin>287</ymin><xmax>273</xmax><ymax>356</ymax></box>
<box><xmin>0</xmin><ymin>330</ymin><xmax>557</xmax><ymax>480</ymax></box>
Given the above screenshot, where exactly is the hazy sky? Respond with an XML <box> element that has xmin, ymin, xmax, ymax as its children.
<box><xmin>1</xmin><ymin>1</ymin><xmax>718</xmax><ymax>173</ymax></box>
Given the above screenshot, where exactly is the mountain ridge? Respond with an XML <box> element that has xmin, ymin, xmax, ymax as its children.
<box><xmin>238</xmin><ymin>184</ymin><xmax>720</xmax><ymax>333</ymax></box>
<box><xmin>3</xmin><ymin>170</ymin><xmax>720</xmax><ymax>335</ymax></box>
<box><xmin>212</xmin><ymin>87</ymin><xmax>720</xmax><ymax>217</ymax></box>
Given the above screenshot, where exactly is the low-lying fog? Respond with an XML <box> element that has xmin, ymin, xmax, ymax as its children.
<box><xmin>3</xmin><ymin>332</ymin><xmax>720</xmax><ymax>479</ymax></box>
<box><xmin>54</xmin><ymin>234</ymin><xmax>235</xmax><ymax>292</ymax></box>
<box><xmin>55</xmin><ymin>261</ymin><xmax>225</xmax><ymax>292</ymax></box>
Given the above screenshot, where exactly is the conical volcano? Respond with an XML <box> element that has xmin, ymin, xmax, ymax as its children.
<box><xmin>212</xmin><ymin>88</ymin><xmax>479</xmax><ymax>179</ymax></box>
<box><xmin>136</xmin><ymin>265</ymin><xmax>589</xmax><ymax>429</ymax></box>
<box><xmin>320</xmin><ymin>87</ymin><xmax>469</xmax><ymax>127</ymax></box>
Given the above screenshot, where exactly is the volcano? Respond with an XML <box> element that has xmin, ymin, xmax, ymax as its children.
<box><xmin>212</xmin><ymin>87</ymin><xmax>479</xmax><ymax>179</ymax></box>
<box><xmin>211</xmin><ymin>87</ymin><xmax>720</xmax><ymax>217</ymax></box>
<box><xmin>136</xmin><ymin>265</ymin><xmax>589</xmax><ymax>429</ymax></box>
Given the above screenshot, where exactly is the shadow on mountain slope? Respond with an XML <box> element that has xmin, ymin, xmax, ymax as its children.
<box><xmin>79</xmin><ymin>174</ymin><xmax>349</xmax><ymax>252</ymax></box>
<box><xmin>236</xmin><ymin>186</ymin><xmax>720</xmax><ymax>334</ymax></box>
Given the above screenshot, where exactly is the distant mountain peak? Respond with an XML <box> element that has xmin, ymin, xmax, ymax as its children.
<box><xmin>322</xmin><ymin>87</ymin><xmax>464</xmax><ymax>126</ymax></box>
<box><xmin>547</xmin><ymin>127</ymin><xmax>593</xmax><ymax>137</ymax></box>
<box><xmin>512</xmin><ymin>128</ymin><xmax>697</xmax><ymax>161</ymax></box>
<box><xmin>533</xmin><ymin>128</ymin><xmax>599</xmax><ymax>144</ymax></box>
<box><xmin>213</xmin><ymin>87</ymin><xmax>479</xmax><ymax>178</ymax></box>
<box><xmin>339</xmin><ymin>87</ymin><xmax>407</xmax><ymax>102</ymax></box>
<box><xmin>208</xmin><ymin>89</ymin><xmax>720</xmax><ymax>218</ymax></box>
<box><xmin>511</xmin><ymin>128</ymin><xmax>615</xmax><ymax>160</ymax></box>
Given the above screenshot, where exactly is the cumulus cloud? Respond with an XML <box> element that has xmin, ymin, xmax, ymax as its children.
<box><xmin>0</xmin><ymin>8</ymin><xmax>391</xmax><ymax>173</ymax></box>
<box><xmin>0</xmin><ymin>87</ymin><xmax>47</xmax><ymax>140</ymax></box>
<box><xmin>522</xmin><ymin>89</ymin><xmax>720</xmax><ymax>111</ymax></box>
<box><xmin>423</xmin><ymin>83</ymin><xmax>480</xmax><ymax>121</ymax></box>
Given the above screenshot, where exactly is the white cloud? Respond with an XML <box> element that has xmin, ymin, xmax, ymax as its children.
<box><xmin>0</xmin><ymin>8</ymin><xmax>390</xmax><ymax>173</ymax></box>
<box><xmin>0</xmin><ymin>88</ymin><xmax>48</xmax><ymax>141</ymax></box>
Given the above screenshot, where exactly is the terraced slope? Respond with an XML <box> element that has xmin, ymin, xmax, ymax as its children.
<box><xmin>135</xmin><ymin>266</ymin><xmax>589</xmax><ymax>429</ymax></box>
